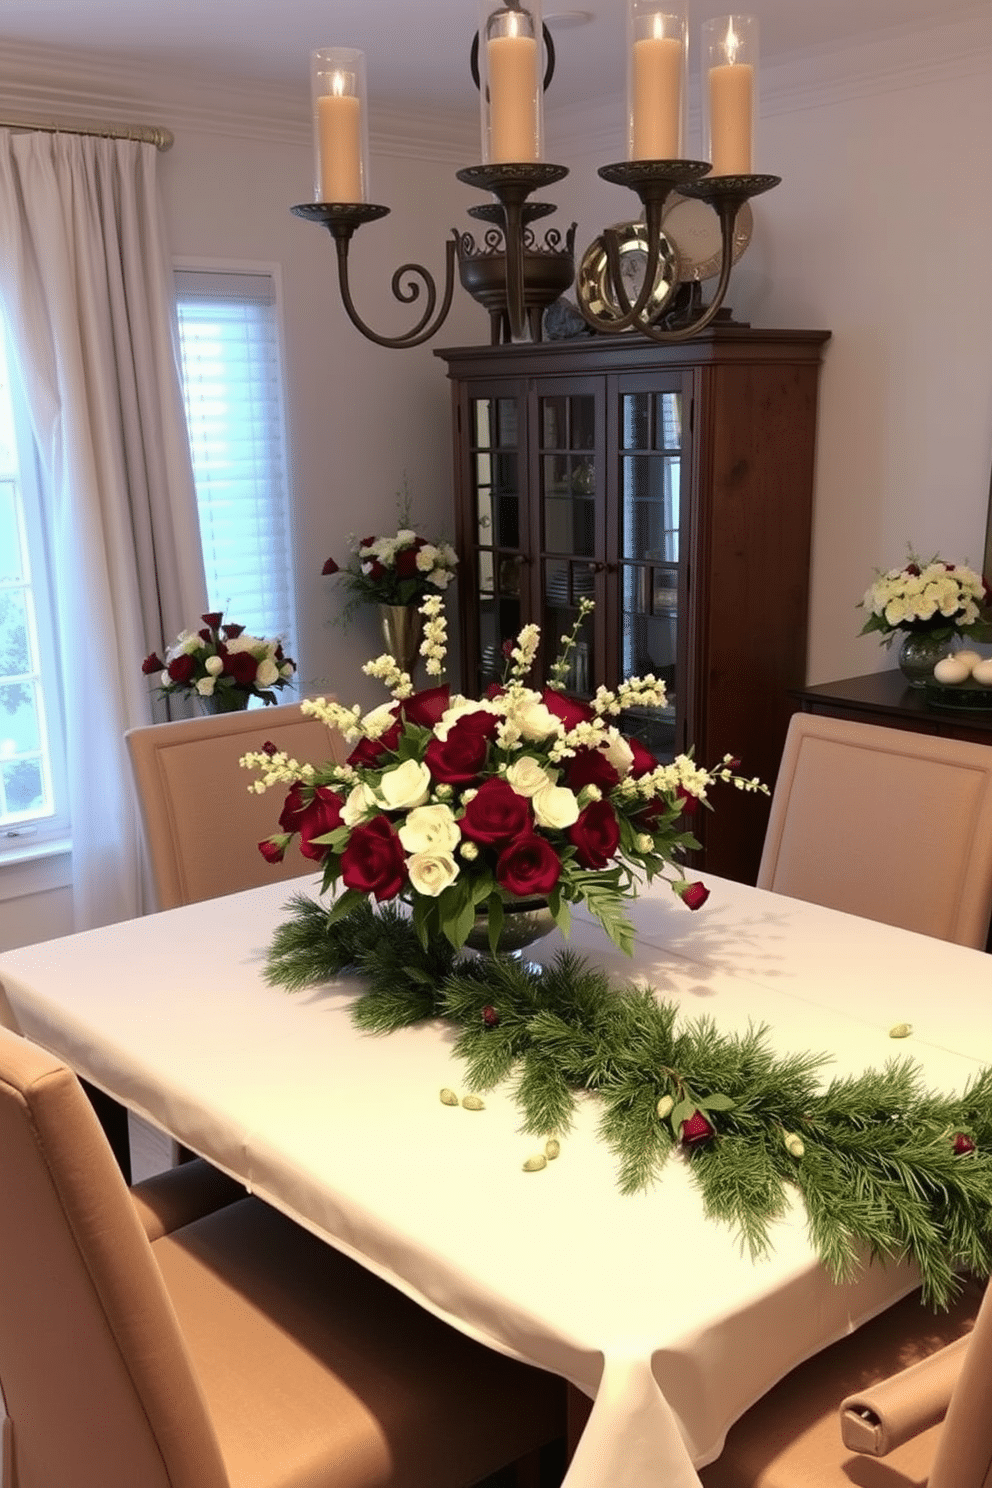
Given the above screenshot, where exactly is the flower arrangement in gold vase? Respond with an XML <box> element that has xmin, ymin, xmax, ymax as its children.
<box><xmin>242</xmin><ymin>596</ymin><xmax>765</xmax><ymax>956</ymax></box>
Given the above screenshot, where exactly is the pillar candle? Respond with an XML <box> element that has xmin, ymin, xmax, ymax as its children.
<box><xmin>631</xmin><ymin>33</ymin><xmax>683</xmax><ymax>159</ymax></box>
<box><xmin>708</xmin><ymin>57</ymin><xmax>753</xmax><ymax>175</ymax></box>
<box><xmin>487</xmin><ymin>31</ymin><xmax>540</xmax><ymax>162</ymax></box>
<box><xmin>317</xmin><ymin>86</ymin><xmax>362</xmax><ymax>202</ymax></box>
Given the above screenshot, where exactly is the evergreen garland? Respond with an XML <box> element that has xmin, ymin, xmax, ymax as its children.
<box><xmin>265</xmin><ymin>899</ymin><xmax>992</xmax><ymax>1306</ymax></box>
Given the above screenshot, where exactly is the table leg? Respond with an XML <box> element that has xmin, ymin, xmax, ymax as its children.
<box><xmin>566</xmin><ymin>1383</ymin><xmax>593</xmax><ymax>1459</ymax></box>
<box><xmin>81</xmin><ymin>1078</ymin><xmax>131</xmax><ymax>1184</ymax></box>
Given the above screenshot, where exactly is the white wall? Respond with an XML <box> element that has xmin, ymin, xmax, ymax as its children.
<box><xmin>1</xmin><ymin>11</ymin><xmax>990</xmax><ymax>948</ymax></box>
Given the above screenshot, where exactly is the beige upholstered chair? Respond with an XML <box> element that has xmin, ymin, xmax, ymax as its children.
<box><xmin>125</xmin><ymin>700</ymin><xmax>348</xmax><ymax>911</ymax></box>
<box><xmin>698</xmin><ymin>1274</ymin><xmax>990</xmax><ymax>1487</ymax></box>
<box><xmin>757</xmin><ymin>712</ymin><xmax>992</xmax><ymax>949</ymax></box>
<box><xmin>0</xmin><ymin>1025</ymin><xmax>565</xmax><ymax>1488</ymax></box>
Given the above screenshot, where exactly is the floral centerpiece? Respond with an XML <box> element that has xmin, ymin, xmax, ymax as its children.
<box><xmin>858</xmin><ymin>551</ymin><xmax>992</xmax><ymax>685</ymax></box>
<box><xmin>242</xmin><ymin>596</ymin><xmax>765</xmax><ymax>956</ymax></box>
<box><xmin>321</xmin><ymin>529</ymin><xmax>458</xmax><ymax>611</ymax></box>
<box><xmin>142</xmin><ymin>611</ymin><xmax>297</xmax><ymax>712</ymax></box>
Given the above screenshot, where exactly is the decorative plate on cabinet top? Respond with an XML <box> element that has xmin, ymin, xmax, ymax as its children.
<box><xmin>577</xmin><ymin>222</ymin><xmax>679</xmax><ymax>327</ymax></box>
<box><xmin>661</xmin><ymin>193</ymin><xmax>753</xmax><ymax>283</ymax></box>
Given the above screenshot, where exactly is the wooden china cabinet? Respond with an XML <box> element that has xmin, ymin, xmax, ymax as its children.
<box><xmin>435</xmin><ymin>325</ymin><xmax>831</xmax><ymax>885</ymax></box>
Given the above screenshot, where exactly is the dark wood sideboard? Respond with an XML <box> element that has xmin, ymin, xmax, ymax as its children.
<box><xmin>793</xmin><ymin>670</ymin><xmax>992</xmax><ymax>747</ymax></box>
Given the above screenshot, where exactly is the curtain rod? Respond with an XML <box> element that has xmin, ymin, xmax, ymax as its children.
<box><xmin>0</xmin><ymin>115</ymin><xmax>173</xmax><ymax>151</ymax></box>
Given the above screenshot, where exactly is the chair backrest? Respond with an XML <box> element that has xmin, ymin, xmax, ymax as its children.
<box><xmin>929</xmin><ymin>1277</ymin><xmax>992</xmax><ymax>1488</ymax></box>
<box><xmin>757</xmin><ymin>712</ymin><xmax>992</xmax><ymax>948</ymax></box>
<box><xmin>0</xmin><ymin>1026</ymin><xmax>227</xmax><ymax>1488</ymax></box>
<box><xmin>125</xmin><ymin>701</ymin><xmax>346</xmax><ymax>911</ymax></box>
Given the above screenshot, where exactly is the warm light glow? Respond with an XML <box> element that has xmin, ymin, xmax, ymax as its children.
<box><xmin>723</xmin><ymin>18</ymin><xmax>739</xmax><ymax>64</ymax></box>
<box><xmin>331</xmin><ymin>70</ymin><xmax>347</xmax><ymax>97</ymax></box>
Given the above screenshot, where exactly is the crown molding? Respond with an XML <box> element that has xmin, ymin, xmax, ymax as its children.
<box><xmin>0</xmin><ymin>7</ymin><xmax>986</xmax><ymax>163</ymax></box>
<box><xmin>546</xmin><ymin>6</ymin><xmax>990</xmax><ymax>162</ymax></box>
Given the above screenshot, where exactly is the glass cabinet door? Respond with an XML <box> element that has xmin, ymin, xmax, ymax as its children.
<box><xmin>468</xmin><ymin>392</ymin><xmax>524</xmax><ymax>690</ymax></box>
<box><xmin>538</xmin><ymin>387</ymin><xmax>598</xmax><ymax>696</ymax></box>
<box><xmin>617</xmin><ymin>384</ymin><xmax>682</xmax><ymax>758</ymax></box>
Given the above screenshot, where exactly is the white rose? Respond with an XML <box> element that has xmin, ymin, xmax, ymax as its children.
<box><xmin>395</xmin><ymin>529</ymin><xmax>417</xmax><ymax>546</ymax></box>
<box><xmin>342</xmin><ymin>782</ymin><xmax>377</xmax><ymax>826</ymax></box>
<box><xmin>416</xmin><ymin>543</ymin><xmax>439</xmax><ymax>572</ymax></box>
<box><xmin>406</xmin><ymin>852</ymin><xmax>459</xmax><ymax>897</ymax></box>
<box><xmin>204</xmin><ymin>654</ymin><xmax>224</xmax><ymax>676</ymax></box>
<box><xmin>376</xmin><ymin>758</ymin><xmax>431</xmax><ymax>812</ymax></box>
<box><xmin>159</xmin><ymin>670</ymin><xmax>170</xmax><ymax>689</ymax></box>
<box><xmin>224</xmin><ymin>634</ymin><xmax>263</xmax><ymax>654</ymax></box>
<box><xmin>177</xmin><ymin>631</ymin><xmax>205</xmax><ymax>655</ymax></box>
<box><xmin>195</xmin><ymin>677</ymin><xmax>215</xmax><ymax>696</ymax></box>
<box><xmin>280</xmin><ymin>662</ymin><xmax>295</xmax><ymax>678</ymax></box>
<box><xmin>602</xmin><ymin>732</ymin><xmax>635</xmax><ymax>777</ymax></box>
<box><xmin>256</xmin><ymin>658</ymin><xmax>280</xmax><ymax>687</ymax></box>
<box><xmin>427</xmin><ymin>568</ymin><xmax>455</xmax><ymax>589</ymax></box>
<box><xmin>398</xmin><ymin>803</ymin><xmax>461</xmax><ymax>855</ymax></box>
<box><xmin>505</xmin><ymin>757</ymin><xmax>555</xmax><ymax>798</ymax></box>
<box><xmin>532</xmin><ymin>783</ymin><xmax>580</xmax><ymax>831</ymax></box>
<box><xmin>513</xmin><ymin>699</ymin><xmax>562</xmax><ymax>743</ymax></box>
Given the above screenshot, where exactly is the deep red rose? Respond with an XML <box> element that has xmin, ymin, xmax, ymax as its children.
<box><xmin>348</xmin><ymin>716</ymin><xmax>401</xmax><ymax>768</ymax></box>
<box><xmin>261</xmin><ymin>740</ymin><xmax>278</xmax><ymax>757</ymax></box>
<box><xmin>448</xmin><ymin>707</ymin><xmax>500</xmax><ymax>741</ymax></box>
<box><xmin>395</xmin><ymin>545</ymin><xmax>420</xmax><ymax>578</ymax></box>
<box><xmin>202</xmin><ymin>612</ymin><xmax>223</xmax><ymax>629</ymax></box>
<box><xmin>321</xmin><ymin>556</ymin><xmax>340</xmax><ymax>576</ymax></box>
<box><xmin>628</xmin><ymin>737</ymin><xmax>660</xmax><ymax>778</ymax></box>
<box><xmin>401</xmin><ymin>685</ymin><xmax>451</xmax><ymax>730</ymax></box>
<box><xmin>565</xmin><ymin>746</ymin><xmax>620</xmax><ymax>796</ymax></box>
<box><xmin>495</xmin><ymin>833</ymin><xmax>562</xmax><ymax>898</ymax></box>
<box><xmin>258</xmin><ymin>837</ymin><xmax>286</xmax><ymax>864</ymax></box>
<box><xmin>484</xmin><ymin>682</ymin><xmax>507</xmax><ymax>701</ymax></box>
<box><xmin>425</xmin><ymin>725</ymin><xmax>488</xmax><ymax>785</ymax></box>
<box><xmin>341</xmin><ymin>815</ymin><xmax>406</xmax><ymax>901</ymax></box>
<box><xmin>365</xmin><ymin>559</ymin><xmax>386</xmax><ymax>581</ymax></box>
<box><xmin>681</xmin><ymin>1110</ymin><xmax>715</xmax><ymax>1148</ymax></box>
<box><xmin>501</xmin><ymin>638</ymin><xmax>516</xmax><ymax>660</ymax></box>
<box><xmin>278</xmin><ymin>782</ymin><xmax>307</xmax><ymax>831</ymax></box>
<box><xmin>197</xmin><ymin>627</ymin><xmax>212</xmax><ymax>642</ymax></box>
<box><xmin>633</xmin><ymin>796</ymin><xmax>670</xmax><ymax>831</ymax></box>
<box><xmin>297</xmin><ymin>787</ymin><xmax>346</xmax><ymax>862</ymax></box>
<box><xmin>141</xmin><ymin>652</ymin><xmax>164</xmax><ymax>675</ymax></box>
<box><xmin>222</xmin><ymin>622</ymin><xmax>245</xmax><ymax>639</ymax></box>
<box><xmin>482</xmin><ymin>1005</ymin><xmax>500</xmax><ymax>1028</ymax></box>
<box><xmin>542</xmin><ymin>689</ymin><xmax>594</xmax><ymax>731</ymax></box>
<box><xmin>222</xmin><ymin>648</ymin><xmax>259</xmax><ymax>686</ymax></box>
<box><xmin>460</xmin><ymin>778</ymin><xmax>532</xmax><ymax>846</ymax></box>
<box><xmin>166</xmin><ymin>654</ymin><xmax>196</xmax><ymax>685</ymax></box>
<box><xmin>359</xmin><ymin>535</ymin><xmax>377</xmax><ymax>549</ymax></box>
<box><xmin>953</xmin><ymin>1133</ymin><xmax>976</xmax><ymax>1156</ymax></box>
<box><xmin>676</xmin><ymin>787</ymin><xmax>700</xmax><ymax>817</ymax></box>
<box><xmin>680</xmin><ymin>880</ymin><xmax>710</xmax><ymax>911</ymax></box>
<box><xmin>568</xmin><ymin>800</ymin><xmax>620</xmax><ymax>869</ymax></box>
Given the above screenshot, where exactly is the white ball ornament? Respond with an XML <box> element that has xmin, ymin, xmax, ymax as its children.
<box><xmin>970</xmin><ymin>657</ymin><xmax>992</xmax><ymax>687</ymax></box>
<box><xmin>932</xmin><ymin>656</ymin><xmax>971</xmax><ymax>686</ymax></box>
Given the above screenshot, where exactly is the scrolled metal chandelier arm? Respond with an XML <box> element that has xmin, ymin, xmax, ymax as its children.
<box><xmin>290</xmin><ymin>202</ymin><xmax>459</xmax><ymax>349</ymax></box>
<box><xmin>575</xmin><ymin>162</ymin><xmax>780</xmax><ymax>344</ymax></box>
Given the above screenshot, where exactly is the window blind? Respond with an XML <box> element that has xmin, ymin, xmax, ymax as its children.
<box><xmin>174</xmin><ymin>269</ymin><xmax>298</xmax><ymax>663</ymax></box>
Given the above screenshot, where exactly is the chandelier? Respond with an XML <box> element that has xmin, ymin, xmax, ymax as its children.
<box><xmin>291</xmin><ymin>4</ymin><xmax>778</xmax><ymax>348</ymax></box>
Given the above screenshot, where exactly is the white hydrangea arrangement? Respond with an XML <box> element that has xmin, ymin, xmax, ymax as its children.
<box><xmin>859</xmin><ymin>553</ymin><xmax>991</xmax><ymax>645</ymax></box>
<box><xmin>242</xmin><ymin>596</ymin><xmax>765</xmax><ymax>956</ymax></box>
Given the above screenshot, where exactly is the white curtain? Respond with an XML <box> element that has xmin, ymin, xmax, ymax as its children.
<box><xmin>0</xmin><ymin>130</ymin><xmax>207</xmax><ymax>930</ymax></box>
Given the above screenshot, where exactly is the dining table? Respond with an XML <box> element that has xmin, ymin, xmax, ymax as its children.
<box><xmin>1</xmin><ymin>872</ymin><xmax>990</xmax><ymax>1488</ymax></box>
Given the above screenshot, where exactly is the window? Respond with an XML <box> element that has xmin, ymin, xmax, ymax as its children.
<box><xmin>174</xmin><ymin>266</ymin><xmax>297</xmax><ymax>661</ymax></box>
<box><xmin>0</xmin><ymin>321</ymin><xmax>70</xmax><ymax>853</ymax></box>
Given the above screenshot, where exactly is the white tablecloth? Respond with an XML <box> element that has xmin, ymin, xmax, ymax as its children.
<box><xmin>2</xmin><ymin>875</ymin><xmax>990</xmax><ymax>1488</ymax></box>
